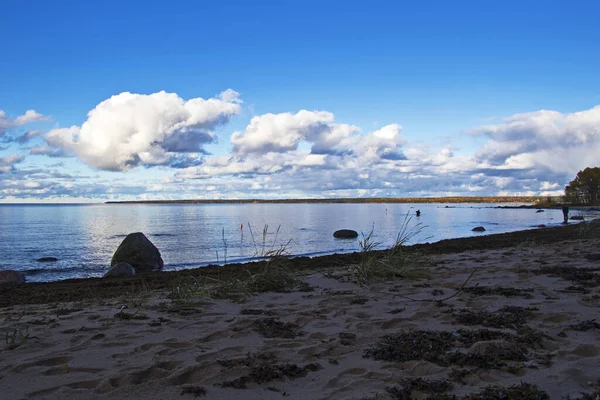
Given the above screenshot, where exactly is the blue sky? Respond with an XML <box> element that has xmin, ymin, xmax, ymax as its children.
<box><xmin>1</xmin><ymin>0</ymin><xmax>600</xmax><ymax>202</ymax></box>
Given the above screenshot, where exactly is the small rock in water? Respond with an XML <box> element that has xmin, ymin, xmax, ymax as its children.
<box><xmin>472</xmin><ymin>226</ymin><xmax>486</xmax><ymax>232</ymax></box>
<box><xmin>333</xmin><ymin>229</ymin><xmax>358</xmax><ymax>239</ymax></box>
<box><xmin>104</xmin><ymin>262</ymin><xmax>136</xmax><ymax>278</ymax></box>
<box><xmin>570</xmin><ymin>216</ymin><xmax>585</xmax><ymax>220</ymax></box>
<box><xmin>36</xmin><ymin>257</ymin><xmax>58</xmax><ymax>262</ymax></box>
<box><xmin>0</xmin><ymin>270</ymin><xmax>26</xmax><ymax>285</ymax></box>
<box><xmin>536</xmin><ymin>209</ymin><xmax>545</xmax><ymax>213</ymax></box>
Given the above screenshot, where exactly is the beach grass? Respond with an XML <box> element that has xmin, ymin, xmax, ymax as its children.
<box><xmin>353</xmin><ymin>214</ymin><xmax>430</xmax><ymax>285</ymax></box>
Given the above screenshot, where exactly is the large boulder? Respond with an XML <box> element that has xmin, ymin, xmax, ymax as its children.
<box><xmin>111</xmin><ymin>232</ymin><xmax>163</xmax><ymax>273</ymax></box>
<box><xmin>333</xmin><ymin>229</ymin><xmax>358</xmax><ymax>239</ymax></box>
<box><xmin>104</xmin><ymin>262</ymin><xmax>136</xmax><ymax>278</ymax></box>
<box><xmin>0</xmin><ymin>270</ymin><xmax>26</xmax><ymax>285</ymax></box>
<box><xmin>471</xmin><ymin>226</ymin><xmax>486</xmax><ymax>232</ymax></box>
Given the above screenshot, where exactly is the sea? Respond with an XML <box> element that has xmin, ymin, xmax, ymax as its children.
<box><xmin>0</xmin><ymin>202</ymin><xmax>591</xmax><ymax>282</ymax></box>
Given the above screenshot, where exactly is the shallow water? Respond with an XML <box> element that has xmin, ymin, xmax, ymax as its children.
<box><xmin>0</xmin><ymin>203</ymin><xmax>589</xmax><ymax>282</ymax></box>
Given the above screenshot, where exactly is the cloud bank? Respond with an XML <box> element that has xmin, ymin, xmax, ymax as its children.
<box><xmin>46</xmin><ymin>89</ymin><xmax>242</xmax><ymax>171</ymax></box>
<box><xmin>3</xmin><ymin>90</ymin><xmax>600</xmax><ymax>201</ymax></box>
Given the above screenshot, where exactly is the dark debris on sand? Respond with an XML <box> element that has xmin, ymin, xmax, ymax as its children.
<box><xmin>453</xmin><ymin>306</ymin><xmax>538</xmax><ymax>328</ymax></box>
<box><xmin>240</xmin><ymin>308</ymin><xmax>277</xmax><ymax>316</ymax></box>
<box><xmin>364</xmin><ymin>328</ymin><xmax>551</xmax><ymax>370</ymax></box>
<box><xmin>532</xmin><ymin>266</ymin><xmax>600</xmax><ymax>286</ymax></box>
<box><xmin>251</xmin><ymin>318</ymin><xmax>302</xmax><ymax>338</ymax></box>
<box><xmin>463</xmin><ymin>286</ymin><xmax>534</xmax><ymax>299</ymax></box>
<box><xmin>180</xmin><ymin>385</ymin><xmax>206</xmax><ymax>397</ymax></box>
<box><xmin>218</xmin><ymin>353</ymin><xmax>321</xmax><ymax>389</ymax></box>
<box><xmin>569</xmin><ymin>319</ymin><xmax>600</xmax><ymax>331</ymax></box>
<box><xmin>382</xmin><ymin>381</ymin><xmax>549</xmax><ymax>400</ymax></box>
<box><xmin>385</xmin><ymin>378</ymin><xmax>453</xmax><ymax>399</ymax></box>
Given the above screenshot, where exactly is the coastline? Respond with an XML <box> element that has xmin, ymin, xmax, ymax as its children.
<box><xmin>104</xmin><ymin>196</ymin><xmax>546</xmax><ymax>205</ymax></box>
<box><xmin>1</xmin><ymin>220</ymin><xmax>599</xmax><ymax>399</ymax></box>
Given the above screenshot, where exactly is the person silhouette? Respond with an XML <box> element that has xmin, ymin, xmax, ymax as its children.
<box><xmin>562</xmin><ymin>206</ymin><xmax>569</xmax><ymax>224</ymax></box>
<box><xmin>416</xmin><ymin>210</ymin><xmax>421</xmax><ymax>217</ymax></box>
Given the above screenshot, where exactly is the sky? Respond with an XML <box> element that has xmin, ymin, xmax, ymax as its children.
<box><xmin>1</xmin><ymin>0</ymin><xmax>600</xmax><ymax>202</ymax></box>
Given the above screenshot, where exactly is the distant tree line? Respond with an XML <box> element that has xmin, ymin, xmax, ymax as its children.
<box><xmin>107</xmin><ymin>196</ymin><xmax>545</xmax><ymax>205</ymax></box>
<box><xmin>564</xmin><ymin>167</ymin><xmax>600</xmax><ymax>205</ymax></box>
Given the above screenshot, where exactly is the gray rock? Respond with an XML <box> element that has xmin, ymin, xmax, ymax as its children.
<box><xmin>0</xmin><ymin>270</ymin><xmax>26</xmax><ymax>285</ymax></box>
<box><xmin>104</xmin><ymin>262</ymin><xmax>136</xmax><ymax>278</ymax></box>
<box><xmin>111</xmin><ymin>232</ymin><xmax>164</xmax><ymax>273</ymax></box>
<box><xmin>536</xmin><ymin>209</ymin><xmax>545</xmax><ymax>213</ymax></box>
<box><xmin>570</xmin><ymin>216</ymin><xmax>585</xmax><ymax>220</ymax></box>
<box><xmin>37</xmin><ymin>257</ymin><xmax>58</xmax><ymax>262</ymax></box>
<box><xmin>471</xmin><ymin>226</ymin><xmax>486</xmax><ymax>232</ymax></box>
<box><xmin>333</xmin><ymin>229</ymin><xmax>358</xmax><ymax>239</ymax></box>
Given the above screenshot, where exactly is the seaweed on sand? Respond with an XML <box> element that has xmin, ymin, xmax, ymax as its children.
<box><xmin>453</xmin><ymin>306</ymin><xmax>538</xmax><ymax>329</ymax></box>
<box><xmin>251</xmin><ymin>318</ymin><xmax>302</xmax><ymax>338</ymax></box>
<box><xmin>462</xmin><ymin>286</ymin><xmax>534</xmax><ymax>299</ymax></box>
<box><xmin>382</xmin><ymin>381</ymin><xmax>549</xmax><ymax>400</ymax></box>
<box><xmin>218</xmin><ymin>353</ymin><xmax>321</xmax><ymax>389</ymax></box>
<box><xmin>533</xmin><ymin>266</ymin><xmax>600</xmax><ymax>286</ymax></box>
<box><xmin>569</xmin><ymin>319</ymin><xmax>600</xmax><ymax>331</ymax></box>
<box><xmin>364</xmin><ymin>328</ymin><xmax>551</xmax><ymax>371</ymax></box>
<box><xmin>217</xmin><ymin>352</ymin><xmax>276</xmax><ymax>368</ymax></box>
<box><xmin>460</xmin><ymin>382</ymin><xmax>550</xmax><ymax>400</ymax></box>
<box><xmin>180</xmin><ymin>385</ymin><xmax>206</xmax><ymax>397</ymax></box>
<box><xmin>385</xmin><ymin>378</ymin><xmax>453</xmax><ymax>399</ymax></box>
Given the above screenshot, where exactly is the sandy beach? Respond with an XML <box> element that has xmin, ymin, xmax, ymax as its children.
<box><xmin>1</xmin><ymin>221</ymin><xmax>600</xmax><ymax>400</ymax></box>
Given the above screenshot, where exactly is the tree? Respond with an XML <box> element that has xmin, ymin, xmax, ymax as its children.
<box><xmin>564</xmin><ymin>167</ymin><xmax>600</xmax><ymax>205</ymax></box>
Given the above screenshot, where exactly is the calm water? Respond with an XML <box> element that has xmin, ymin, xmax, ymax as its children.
<box><xmin>0</xmin><ymin>203</ymin><xmax>583</xmax><ymax>282</ymax></box>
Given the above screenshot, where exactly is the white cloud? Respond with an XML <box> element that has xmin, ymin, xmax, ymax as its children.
<box><xmin>0</xmin><ymin>153</ymin><xmax>26</xmax><ymax>174</ymax></box>
<box><xmin>10</xmin><ymin>96</ymin><xmax>600</xmax><ymax>201</ymax></box>
<box><xmin>473</xmin><ymin>105</ymin><xmax>600</xmax><ymax>174</ymax></box>
<box><xmin>0</xmin><ymin>109</ymin><xmax>48</xmax><ymax>136</ymax></box>
<box><xmin>46</xmin><ymin>90</ymin><xmax>242</xmax><ymax>171</ymax></box>
<box><xmin>231</xmin><ymin>110</ymin><xmax>340</xmax><ymax>155</ymax></box>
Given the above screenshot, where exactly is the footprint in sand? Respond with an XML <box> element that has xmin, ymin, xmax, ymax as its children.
<box><xmin>11</xmin><ymin>356</ymin><xmax>72</xmax><ymax>373</ymax></box>
<box><xmin>108</xmin><ymin>361</ymin><xmax>180</xmax><ymax>387</ymax></box>
<box><xmin>27</xmin><ymin>379</ymin><xmax>103</xmax><ymax>397</ymax></box>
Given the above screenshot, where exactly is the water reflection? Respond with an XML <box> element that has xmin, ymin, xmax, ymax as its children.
<box><xmin>0</xmin><ymin>203</ymin><xmax>590</xmax><ymax>282</ymax></box>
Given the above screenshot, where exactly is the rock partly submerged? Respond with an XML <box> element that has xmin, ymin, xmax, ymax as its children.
<box><xmin>472</xmin><ymin>226</ymin><xmax>486</xmax><ymax>232</ymax></box>
<box><xmin>333</xmin><ymin>229</ymin><xmax>358</xmax><ymax>239</ymax></box>
<box><xmin>111</xmin><ymin>232</ymin><xmax>164</xmax><ymax>274</ymax></box>
<box><xmin>0</xmin><ymin>270</ymin><xmax>26</xmax><ymax>285</ymax></box>
<box><xmin>36</xmin><ymin>257</ymin><xmax>58</xmax><ymax>262</ymax></box>
<box><xmin>104</xmin><ymin>262</ymin><xmax>136</xmax><ymax>278</ymax></box>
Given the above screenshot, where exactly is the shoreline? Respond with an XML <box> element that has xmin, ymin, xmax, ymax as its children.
<box><xmin>1</xmin><ymin>219</ymin><xmax>599</xmax><ymax>399</ymax></box>
<box><xmin>105</xmin><ymin>196</ymin><xmax>546</xmax><ymax>204</ymax></box>
<box><xmin>1</xmin><ymin>220</ymin><xmax>597</xmax><ymax>307</ymax></box>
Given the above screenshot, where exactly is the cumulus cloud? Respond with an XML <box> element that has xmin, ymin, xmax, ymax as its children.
<box><xmin>12</xmin><ymin>96</ymin><xmax>600</xmax><ymax>200</ymax></box>
<box><xmin>0</xmin><ymin>110</ymin><xmax>48</xmax><ymax>137</ymax></box>
<box><xmin>229</xmin><ymin>109</ymin><xmax>406</xmax><ymax>163</ymax></box>
<box><xmin>45</xmin><ymin>90</ymin><xmax>242</xmax><ymax>171</ymax></box>
<box><xmin>0</xmin><ymin>153</ymin><xmax>26</xmax><ymax>173</ymax></box>
<box><xmin>231</xmin><ymin>110</ymin><xmax>339</xmax><ymax>155</ymax></box>
<box><xmin>473</xmin><ymin>105</ymin><xmax>600</xmax><ymax>172</ymax></box>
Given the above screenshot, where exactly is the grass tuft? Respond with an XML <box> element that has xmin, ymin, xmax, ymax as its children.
<box><xmin>352</xmin><ymin>214</ymin><xmax>429</xmax><ymax>285</ymax></box>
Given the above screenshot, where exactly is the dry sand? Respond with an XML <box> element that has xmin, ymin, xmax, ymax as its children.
<box><xmin>1</xmin><ymin>224</ymin><xmax>600</xmax><ymax>399</ymax></box>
